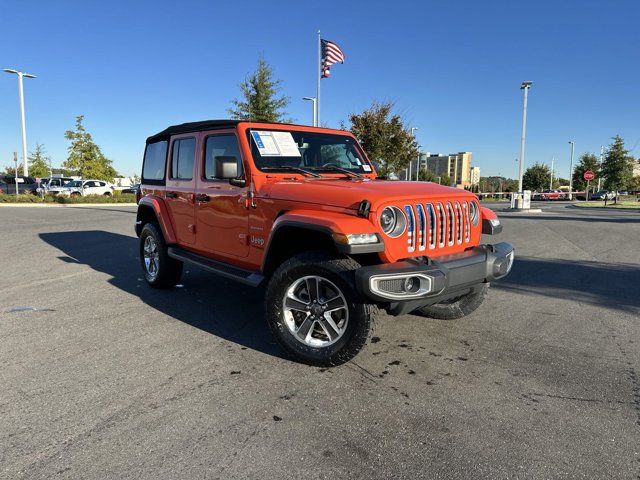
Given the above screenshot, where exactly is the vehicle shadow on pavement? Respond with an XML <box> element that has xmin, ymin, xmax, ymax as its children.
<box><xmin>494</xmin><ymin>256</ymin><xmax>640</xmax><ymax>314</ymax></box>
<box><xmin>39</xmin><ymin>230</ymin><xmax>287</xmax><ymax>360</ymax></box>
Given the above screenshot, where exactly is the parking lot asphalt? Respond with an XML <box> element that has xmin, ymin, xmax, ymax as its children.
<box><xmin>1</xmin><ymin>204</ymin><xmax>639</xmax><ymax>479</ymax></box>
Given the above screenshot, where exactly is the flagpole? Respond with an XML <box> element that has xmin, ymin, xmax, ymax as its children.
<box><xmin>316</xmin><ymin>30</ymin><xmax>321</xmax><ymax>127</ymax></box>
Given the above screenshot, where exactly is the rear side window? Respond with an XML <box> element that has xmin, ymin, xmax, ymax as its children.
<box><xmin>142</xmin><ymin>141</ymin><xmax>168</xmax><ymax>183</ymax></box>
<box><xmin>171</xmin><ymin>138</ymin><xmax>196</xmax><ymax>180</ymax></box>
<box><xmin>204</xmin><ymin>135</ymin><xmax>243</xmax><ymax>180</ymax></box>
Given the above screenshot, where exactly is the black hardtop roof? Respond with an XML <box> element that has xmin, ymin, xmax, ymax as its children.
<box><xmin>146</xmin><ymin>120</ymin><xmax>242</xmax><ymax>143</ymax></box>
<box><xmin>145</xmin><ymin>119</ymin><xmax>346</xmax><ymax>144</ymax></box>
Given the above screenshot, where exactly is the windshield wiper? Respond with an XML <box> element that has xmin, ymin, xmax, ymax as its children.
<box><xmin>312</xmin><ymin>166</ymin><xmax>363</xmax><ymax>178</ymax></box>
<box><xmin>261</xmin><ymin>166</ymin><xmax>321</xmax><ymax>178</ymax></box>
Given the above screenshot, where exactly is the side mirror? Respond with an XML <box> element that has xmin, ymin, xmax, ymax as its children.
<box><xmin>215</xmin><ymin>156</ymin><xmax>239</xmax><ymax>180</ymax></box>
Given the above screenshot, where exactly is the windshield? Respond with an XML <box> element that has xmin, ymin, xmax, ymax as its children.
<box><xmin>248</xmin><ymin>130</ymin><xmax>372</xmax><ymax>174</ymax></box>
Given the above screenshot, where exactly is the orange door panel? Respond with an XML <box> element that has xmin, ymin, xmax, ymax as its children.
<box><xmin>165</xmin><ymin>135</ymin><xmax>198</xmax><ymax>245</ymax></box>
<box><xmin>195</xmin><ymin>131</ymin><xmax>249</xmax><ymax>258</ymax></box>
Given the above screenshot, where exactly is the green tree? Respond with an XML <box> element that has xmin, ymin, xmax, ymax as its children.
<box><xmin>627</xmin><ymin>173</ymin><xmax>640</xmax><ymax>192</ymax></box>
<box><xmin>228</xmin><ymin>57</ymin><xmax>289</xmax><ymax>122</ymax></box>
<box><xmin>571</xmin><ymin>153</ymin><xmax>600</xmax><ymax>191</ymax></box>
<box><xmin>439</xmin><ymin>173</ymin><xmax>453</xmax><ymax>186</ymax></box>
<box><xmin>601</xmin><ymin>136</ymin><xmax>633</xmax><ymax>195</ymax></box>
<box><xmin>3</xmin><ymin>163</ymin><xmax>22</xmax><ymax>176</ymax></box>
<box><xmin>418</xmin><ymin>169</ymin><xmax>437</xmax><ymax>182</ymax></box>
<box><xmin>63</xmin><ymin>115</ymin><xmax>117</xmax><ymax>182</ymax></box>
<box><xmin>28</xmin><ymin>143</ymin><xmax>51</xmax><ymax>179</ymax></box>
<box><xmin>503</xmin><ymin>179</ymin><xmax>519</xmax><ymax>192</ymax></box>
<box><xmin>345</xmin><ymin>101</ymin><xmax>419</xmax><ymax>177</ymax></box>
<box><xmin>522</xmin><ymin>163</ymin><xmax>552</xmax><ymax>192</ymax></box>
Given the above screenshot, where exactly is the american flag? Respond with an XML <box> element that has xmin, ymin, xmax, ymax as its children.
<box><xmin>321</xmin><ymin>39</ymin><xmax>345</xmax><ymax>78</ymax></box>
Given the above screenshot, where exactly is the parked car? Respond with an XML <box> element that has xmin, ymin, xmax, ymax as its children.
<box><xmin>135</xmin><ymin>120</ymin><xmax>514</xmax><ymax>366</ymax></box>
<box><xmin>37</xmin><ymin>177</ymin><xmax>74</xmax><ymax>194</ymax></box>
<box><xmin>49</xmin><ymin>179</ymin><xmax>114</xmax><ymax>197</ymax></box>
<box><xmin>121</xmin><ymin>183</ymin><xmax>140</xmax><ymax>194</ymax></box>
<box><xmin>0</xmin><ymin>176</ymin><xmax>38</xmax><ymax>195</ymax></box>
<box><xmin>540</xmin><ymin>189</ymin><xmax>566</xmax><ymax>201</ymax></box>
<box><xmin>590</xmin><ymin>191</ymin><xmax>617</xmax><ymax>201</ymax></box>
<box><xmin>531</xmin><ymin>191</ymin><xmax>542</xmax><ymax>201</ymax></box>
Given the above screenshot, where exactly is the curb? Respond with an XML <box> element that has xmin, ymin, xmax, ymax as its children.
<box><xmin>496</xmin><ymin>208</ymin><xmax>543</xmax><ymax>214</ymax></box>
<box><xmin>570</xmin><ymin>204</ymin><xmax>640</xmax><ymax>212</ymax></box>
<box><xmin>0</xmin><ymin>203</ymin><xmax>138</xmax><ymax>208</ymax></box>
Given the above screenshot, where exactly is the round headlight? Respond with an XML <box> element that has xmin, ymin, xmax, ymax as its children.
<box><xmin>469</xmin><ymin>201</ymin><xmax>479</xmax><ymax>226</ymax></box>
<box><xmin>379</xmin><ymin>206</ymin><xmax>406</xmax><ymax>237</ymax></box>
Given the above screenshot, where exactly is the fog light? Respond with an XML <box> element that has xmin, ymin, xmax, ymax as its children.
<box><xmin>403</xmin><ymin>277</ymin><xmax>420</xmax><ymax>293</ymax></box>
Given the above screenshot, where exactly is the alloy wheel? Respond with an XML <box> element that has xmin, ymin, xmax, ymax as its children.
<box><xmin>282</xmin><ymin>275</ymin><xmax>349</xmax><ymax>347</ymax></box>
<box><xmin>143</xmin><ymin>236</ymin><xmax>159</xmax><ymax>280</ymax></box>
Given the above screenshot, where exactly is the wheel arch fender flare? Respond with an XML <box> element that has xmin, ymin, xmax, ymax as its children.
<box><xmin>480</xmin><ymin>206</ymin><xmax>502</xmax><ymax>235</ymax></box>
<box><xmin>261</xmin><ymin>210</ymin><xmax>383</xmax><ymax>274</ymax></box>
<box><xmin>136</xmin><ymin>196</ymin><xmax>177</xmax><ymax>244</ymax></box>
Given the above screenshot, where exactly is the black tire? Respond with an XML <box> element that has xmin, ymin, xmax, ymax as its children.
<box><xmin>265</xmin><ymin>252</ymin><xmax>377</xmax><ymax>366</ymax></box>
<box><xmin>103</xmin><ymin>191</ymin><xmax>112</xmax><ymax>196</ymax></box>
<box><xmin>139</xmin><ymin>222</ymin><xmax>183</xmax><ymax>288</ymax></box>
<box><xmin>413</xmin><ymin>284</ymin><xmax>488</xmax><ymax>320</ymax></box>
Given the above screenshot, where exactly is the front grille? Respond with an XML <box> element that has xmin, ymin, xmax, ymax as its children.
<box><xmin>401</xmin><ymin>200</ymin><xmax>475</xmax><ymax>253</ymax></box>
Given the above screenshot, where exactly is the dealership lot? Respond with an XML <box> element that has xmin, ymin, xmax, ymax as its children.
<box><xmin>1</xmin><ymin>205</ymin><xmax>639</xmax><ymax>479</ymax></box>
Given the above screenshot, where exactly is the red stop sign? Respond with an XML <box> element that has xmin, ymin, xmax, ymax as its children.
<box><xmin>584</xmin><ymin>170</ymin><xmax>595</xmax><ymax>181</ymax></box>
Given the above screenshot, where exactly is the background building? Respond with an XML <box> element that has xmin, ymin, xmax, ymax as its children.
<box><xmin>470</xmin><ymin>166</ymin><xmax>481</xmax><ymax>187</ymax></box>
<box><xmin>425</xmin><ymin>152</ymin><xmax>473</xmax><ymax>188</ymax></box>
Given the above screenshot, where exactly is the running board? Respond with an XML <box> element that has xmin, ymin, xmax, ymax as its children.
<box><xmin>167</xmin><ymin>247</ymin><xmax>265</xmax><ymax>287</ymax></box>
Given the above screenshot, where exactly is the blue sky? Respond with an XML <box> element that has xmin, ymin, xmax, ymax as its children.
<box><xmin>1</xmin><ymin>0</ymin><xmax>638</xmax><ymax>178</ymax></box>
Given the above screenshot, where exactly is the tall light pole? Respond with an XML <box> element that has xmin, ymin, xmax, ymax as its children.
<box><xmin>598</xmin><ymin>145</ymin><xmax>604</xmax><ymax>191</ymax></box>
<box><xmin>302</xmin><ymin>97</ymin><xmax>317</xmax><ymax>126</ymax></box>
<box><xmin>550</xmin><ymin>156</ymin><xmax>555</xmax><ymax>190</ymax></box>
<box><xmin>518</xmin><ymin>81</ymin><xmax>532</xmax><ymax>194</ymax></box>
<box><xmin>410</xmin><ymin>127</ymin><xmax>418</xmax><ymax>181</ymax></box>
<box><xmin>4</xmin><ymin>68</ymin><xmax>36</xmax><ymax>177</ymax></box>
<box><xmin>568</xmin><ymin>141</ymin><xmax>575</xmax><ymax>200</ymax></box>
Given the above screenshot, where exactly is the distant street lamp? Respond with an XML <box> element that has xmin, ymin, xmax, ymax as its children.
<box><xmin>568</xmin><ymin>141</ymin><xmax>575</xmax><ymax>200</ymax></box>
<box><xmin>4</xmin><ymin>68</ymin><xmax>36</xmax><ymax>177</ymax></box>
<box><xmin>302</xmin><ymin>96</ymin><xmax>317</xmax><ymax>127</ymax></box>
<box><xmin>517</xmin><ymin>81</ymin><xmax>532</xmax><ymax>193</ymax></box>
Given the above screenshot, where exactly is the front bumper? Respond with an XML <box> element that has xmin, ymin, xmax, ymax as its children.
<box><xmin>355</xmin><ymin>242</ymin><xmax>514</xmax><ymax>315</ymax></box>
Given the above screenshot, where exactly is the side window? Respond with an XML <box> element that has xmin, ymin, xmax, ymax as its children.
<box><xmin>204</xmin><ymin>135</ymin><xmax>243</xmax><ymax>180</ymax></box>
<box><xmin>171</xmin><ymin>138</ymin><xmax>196</xmax><ymax>180</ymax></box>
<box><xmin>98</xmin><ymin>182</ymin><xmax>106</xmax><ymax>187</ymax></box>
<box><xmin>142</xmin><ymin>140</ymin><xmax>168</xmax><ymax>182</ymax></box>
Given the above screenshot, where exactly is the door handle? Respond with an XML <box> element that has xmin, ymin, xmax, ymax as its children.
<box><xmin>195</xmin><ymin>193</ymin><xmax>210</xmax><ymax>202</ymax></box>
<box><xmin>165</xmin><ymin>192</ymin><xmax>178</xmax><ymax>199</ymax></box>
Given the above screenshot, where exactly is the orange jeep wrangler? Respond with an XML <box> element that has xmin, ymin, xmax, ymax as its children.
<box><xmin>136</xmin><ymin>120</ymin><xmax>514</xmax><ymax>365</ymax></box>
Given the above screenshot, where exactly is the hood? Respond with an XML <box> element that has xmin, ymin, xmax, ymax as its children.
<box><xmin>259</xmin><ymin>178</ymin><xmax>476</xmax><ymax>211</ymax></box>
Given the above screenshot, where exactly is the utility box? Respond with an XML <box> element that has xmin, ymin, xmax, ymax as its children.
<box><xmin>510</xmin><ymin>191</ymin><xmax>531</xmax><ymax>209</ymax></box>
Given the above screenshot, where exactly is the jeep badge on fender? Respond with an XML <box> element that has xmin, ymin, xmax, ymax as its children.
<box><xmin>135</xmin><ymin>120</ymin><xmax>514</xmax><ymax>366</ymax></box>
